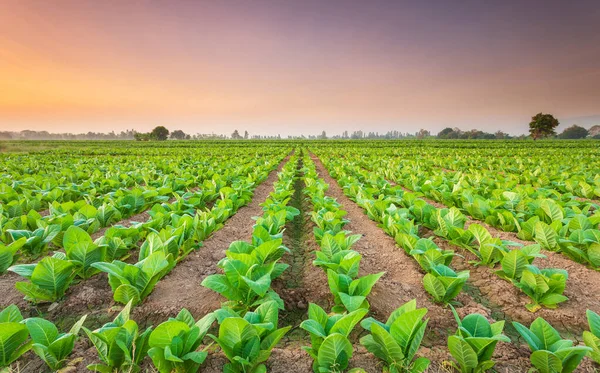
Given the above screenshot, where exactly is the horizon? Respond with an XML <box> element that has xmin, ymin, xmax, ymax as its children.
<box><xmin>1</xmin><ymin>0</ymin><xmax>599</xmax><ymax>136</ymax></box>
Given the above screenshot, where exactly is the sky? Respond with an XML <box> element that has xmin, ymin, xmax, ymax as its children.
<box><xmin>1</xmin><ymin>0</ymin><xmax>599</xmax><ymax>136</ymax></box>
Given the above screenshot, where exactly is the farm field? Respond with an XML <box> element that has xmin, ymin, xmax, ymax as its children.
<box><xmin>1</xmin><ymin>140</ymin><xmax>600</xmax><ymax>373</ymax></box>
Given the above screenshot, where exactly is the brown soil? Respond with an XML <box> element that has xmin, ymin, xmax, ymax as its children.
<box><xmin>10</xmin><ymin>156</ymin><xmax>293</xmax><ymax>373</ymax></box>
<box><xmin>383</xmin><ymin>180</ymin><xmax>599</xmax><ymax>370</ymax></box>
<box><xmin>8</xmin><ymin>152</ymin><xmax>598</xmax><ymax>373</ymax></box>
<box><xmin>309</xmin><ymin>154</ymin><xmax>535</xmax><ymax>371</ymax></box>
<box><xmin>272</xmin><ymin>165</ymin><xmax>332</xmax><ymax>345</ymax></box>
<box><xmin>391</xmin><ymin>178</ymin><xmax>600</xmax><ymax>332</ymax></box>
<box><xmin>132</xmin><ymin>156</ymin><xmax>291</xmax><ymax>326</ymax></box>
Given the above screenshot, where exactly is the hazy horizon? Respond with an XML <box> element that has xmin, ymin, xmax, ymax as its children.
<box><xmin>1</xmin><ymin>0</ymin><xmax>599</xmax><ymax>136</ymax></box>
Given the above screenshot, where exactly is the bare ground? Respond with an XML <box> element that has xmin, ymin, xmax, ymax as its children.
<box><xmin>11</xmin><ymin>157</ymin><xmax>290</xmax><ymax>373</ymax></box>
<box><xmin>309</xmin><ymin>154</ymin><xmax>535</xmax><ymax>371</ymax></box>
<box><xmin>394</xmin><ymin>180</ymin><xmax>600</xmax><ymax>334</ymax></box>
<box><xmin>132</xmin><ymin>156</ymin><xmax>292</xmax><ymax>325</ymax></box>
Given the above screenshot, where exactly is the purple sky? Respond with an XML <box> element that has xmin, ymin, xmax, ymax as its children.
<box><xmin>1</xmin><ymin>0</ymin><xmax>599</xmax><ymax>135</ymax></box>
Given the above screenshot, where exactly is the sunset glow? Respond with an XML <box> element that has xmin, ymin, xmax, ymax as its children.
<box><xmin>1</xmin><ymin>0</ymin><xmax>599</xmax><ymax>135</ymax></box>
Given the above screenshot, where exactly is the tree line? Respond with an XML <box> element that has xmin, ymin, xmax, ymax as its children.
<box><xmin>1</xmin><ymin>114</ymin><xmax>598</xmax><ymax>141</ymax></box>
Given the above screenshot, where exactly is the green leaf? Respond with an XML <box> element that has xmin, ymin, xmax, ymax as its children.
<box><xmin>530</xmin><ymin>350</ymin><xmax>562</xmax><ymax>373</ymax></box>
<box><xmin>24</xmin><ymin>318</ymin><xmax>59</xmax><ymax>346</ymax></box>
<box><xmin>448</xmin><ymin>335</ymin><xmax>477</xmax><ymax>369</ymax></box>
<box><xmin>316</xmin><ymin>333</ymin><xmax>353</xmax><ymax>372</ymax></box>
<box><xmin>149</xmin><ymin>321</ymin><xmax>190</xmax><ymax>349</ymax></box>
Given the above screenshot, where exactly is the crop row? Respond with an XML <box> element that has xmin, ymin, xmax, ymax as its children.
<box><xmin>299</xmin><ymin>153</ymin><xmax>600</xmax><ymax>372</ymax></box>
<box><xmin>354</xmin><ymin>155</ymin><xmax>600</xmax><ymax>270</ymax></box>
<box><xmin>4</xmin><ymin>155</ymin><xmax>283</xmax><ymax>306</ymax></box>
<box><xmin>1</xmin><ymin>151</ymin><xmax>600</xmax><ymax>372</ymax></box>
<box><xmin>0</xmin><ymin>155</ymin><xmax>282</xmax><ymax>279</ymax></box>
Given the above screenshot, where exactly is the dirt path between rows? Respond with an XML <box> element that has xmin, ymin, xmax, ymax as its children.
<box><xmin>132</xmin><ymin>155</ymin><xmax>291</xmax><ymax>326</ymax></box>
<box><xmin>272</xmin><ymin>159</ymin><xmax>332</xmax><ymax>346</ymax></box>
<box><xmin>12</xmin><ymin>156</ymin><xmax>290</xmax><ymax>373</ymax></box>
<box><xmin>0</xmin><ymin>191</ymin><xmax>188</xmax><ymax>311</ymax></box>
<box><xmin>387</xmin><ymin>178</ymin><xmax>600</xmax><ymax>334</ymax></box>
<box><xmin>309</xmin><ymin>154</ymin><xmax>536</xmax><ymax>371</ymax></box>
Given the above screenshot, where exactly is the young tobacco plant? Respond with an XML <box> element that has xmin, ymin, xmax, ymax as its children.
<box><xmin>495</xmin><ymin>245</ymin><xmax>545</xmax><ymax>282</ymax></box>
<box><xmin>513</xmin><ymin>318</ymin><xmax>591</xmax><ymax>373</ymax></box>
<box><xmin>7</xmin><ymin>224</ymin><xmax>61</xmax><ymax>257</ymax></box>
<box><xmin>83</xmin><ymin>300</ymin><xmax>152</xmax><ymax>372</ymax></box>
<box><xmin>0</xmin><ymin>237</ymin><xmax>26</xmax><ymax>274</ymax></box>
<box><xmin>327</xmin><ymin>268</ymin><xmax>384</xmax><ymax>313</ymax></box>
<box><xmin>422</xmin><ymin>264</ymin><xmax>469</xmax><ymax>306</ymax></box>
<box><xmin>517</xmin><ymin>266</ymin><xmax>568</xmax><ymax>312</ymax></box>
<box><xmin>300</xmin><ymin>303</ymin><xmax>368</xmax><ymax>373</ymax></box>
<box><xmin>202</xmin><ymin>239</ymin><xmax>289</xmax><ymax>313</ymax></box>
<box><xmin>583</xmin><ymin>309</ymin><xmax>600</xmax><ymax>364</ymax></box>
<box><xmin>25</xmin><ymin>314</ymin><xmax>87</xmax><ymax>371</ymax></box>
<box><xmin>397</xmin><ymin>235</ymin><xmax>454</xmax><ymax>273</ymax></box>
<box><xmin>360</xmin><ymin>299</ymin><xmax>430</xmax><ymax>373</ymax></box>
<box><xmin>148</xmin><ymin>309</ymin><xmax>215</xmax><ymax>373</ymax></box>
<box><xmin>0</xmin><ymin>305</ymin><xmax>32</xmax><ymax>368</ymax></box>
<box><xmin>92</xmin><ymin>250</ymin><xmax>175</xmax><ymax>305</ymax></box>
<box><xmin>209</xmin><ymin>301</ymin><xmax>291</xmax><ymax>373</ymax></box>
<box><xmin>313</xmin><ymin>232</ymin><xmax>362</xmax><ymax>276</ymax></box>
<box><xmin>63</xmin><ymin>225</ymin><xmax>107</xmax><ymax>279</ymax></box>
<box><xmin>10</xmin><ymin>252</ymin><xmax>78</xmax><ymax>303</ymax></box>
<box><xmin>447</xmin><ymin>308</ymin><xmax>509</xmax><ymax>373</ymax></box>
<box><xmin>464</xmin><ymin>224</ymin><xmax>512</xmax><ymax>267</ymax></box>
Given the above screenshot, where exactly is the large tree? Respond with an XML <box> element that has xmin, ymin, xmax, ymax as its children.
<box><xmin>529</xmin><ymin>113</ymin><xmax>559</xmax><ymax>140</ymax></box>
<box><xmin>437</xmin><ymin>127</ymin><xmax>454</xmax><ymax>139</ymax></box>
<box><xmin>170</xmin><ymin>130</ymin><xmax>187</xmax><ymax>140</ymax></box>
<box><xmin>150</xmin><ymin>126</ymin><xmax>169</xmax><ymax>141</ymax></box>
<box><xmin>559</xmin><ymin>125</ymin><xmax>588</xmax><ymax>139</ymax></box>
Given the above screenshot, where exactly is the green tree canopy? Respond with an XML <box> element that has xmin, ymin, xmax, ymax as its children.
<box><xmin>170</xmin><ymin>130</ymin><xmax>187</xmax><ymax>140</ymax></box>
<box><xmin>529</xmin><ymin>113</ymin><xmax>559</xmax><ymax>140</ymax></box>
<box><xmin>559</xmin><ymin>125</ymin><xmax>588</xmax><ymax>139</ymax></box>
<box><xmin>150</xmin><ymin>126</ymin><xmax>169</xmax><ymax>141</ymax></box>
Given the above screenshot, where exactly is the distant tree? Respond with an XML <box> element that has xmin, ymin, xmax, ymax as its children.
<box><xmin>231</xmin><ymin>129</ymin><xmax>242</xmax><ymax>139</ymax></box>
<box><xmin>244</xmin><ymin>130</ymin><xmax>249</xmax><ymax>139</ymax></box>
<box><xmin>588</xmin><ymin>125</ymin><xmax>600</xmax><ymax>138</ymax></box>
<box><xmin>559</xmin><ymin>125</ymin><xmax>588</xmax><ymax>139</ymax></box>
<box><xmin>134</xmin><ymin>132</ymin><xmax>153</xmax><ymax>141</ymax></box>
<box><xmin>416</xmin><ymin>129</ymin><xmax>430</xmax><ymax>139</ymax></box>
<box><xmin>320</xmin><ymin>131</ymin><xmax>327</xmax><ymax>139</ymax></box>
<box><xmin>495</xmin><ymin>130</ymin><xmax>508</xmax><ymax>139</ymax></box>
<box><xmin>529</xmin><ymin>113</ymin><xmax>559</xmax><ymax>140</ymax></box>
<box><xmin>170</xmin><ymin>130</ymin><xmax>187</xmax><ymax>140</ymax></box>
<box><xmin>437</xmin><ymin>127</ymin><xmax>454</xmax><ymax>139</ymax></box>
<box><xmin>150</xmin><ymin>126</ymin><xmax>169</xmax><ymax>141</ymax></box>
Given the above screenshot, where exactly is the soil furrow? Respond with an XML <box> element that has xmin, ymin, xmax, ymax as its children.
<box><xmin>0</xmin><ymin>192</ymin><xmax>188</xmax><ymax>311</ymax></box>
<box><xmin>132</xmin><ymin>155</ymin><xmax>292</xmax><ymax>326</ymax></box>
<box><xmin>16</xmin><ymin>156</ymin><xmax>292</xmax><ymax>373</ymax></box>
<box><xmin>273</xmin><ymin>157</ymin><xmax>331</xmax><ymax>347</ymax></box>
<box><xmin>389</xmin><ymin>179</ymin><xmax>600</xmax><ymax>332</ymax></box>
<box><xmin>308</xmin><ymin>154</ymin><xmax>525</xmax><ymax>369</ymax></box>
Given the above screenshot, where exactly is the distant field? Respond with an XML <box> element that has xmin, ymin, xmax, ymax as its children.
<box><xmin>1</xmin><ymin>140</ymin><xmax>599</xmax><ymax>372</ymax></box>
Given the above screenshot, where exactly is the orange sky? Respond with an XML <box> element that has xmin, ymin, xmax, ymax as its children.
<box><xmin>1</xmin><ymin>0</ymin><xmax>599</xmax><ymax>135</ymax></box>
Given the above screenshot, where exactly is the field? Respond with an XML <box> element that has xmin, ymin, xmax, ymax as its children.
<box><xmin>1</xmin><ymin>140</ymin><xmax>600</xmax><ymax>373</ymax></box>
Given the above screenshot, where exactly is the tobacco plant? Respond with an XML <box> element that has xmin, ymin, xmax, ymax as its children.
<box><xmin>360</xmin><ymin>299</ymin><xmax>431</xmax><ymax>373</ymax></box>
<box><xmin>209</xmin><ymin>301</ymin><xmax>291</xmax><ymax>373</ymax></box>
<box><xmin>513</xmin><ymin>318</ymin><xmax>591</xmax><ymax>373</ymax></box>
<box><xmin>300</xmin><ymin>303</ymin><xmax>368</xmax><ymax>373</ymax></box>
<box><xmin>447</xmin><ymin>308</ymin><xmax>509</xmax><ymax>372</ymax></box>
<box><xmin>0</xmin><ymin>305</ymin><xmax>32</xmax><ymax>368</ymax></box>
<box><xmin>25</xmin><ymin>315</ymin><xmax>87</xmax><ymax>370</ymax></box>
<box><xmin>83</xmin><ymin>300</ymin><xmax>152</xmax><ymax>372</ymax></box>
<box><xmin>148</xmin><ymin>309</ymin><xmax>215</xmax><ymax>373</ymax></box>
